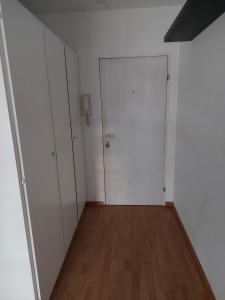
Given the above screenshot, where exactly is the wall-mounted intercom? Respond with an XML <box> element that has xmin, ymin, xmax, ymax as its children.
<box><xmin>81</xmin><ymin>95</ymin><xmax>92</xmax><ymax>126</ymax></box>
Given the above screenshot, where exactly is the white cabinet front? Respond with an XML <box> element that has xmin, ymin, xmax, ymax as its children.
<box><xmin>1</xmin><ymin>1</ymin><xmax>65</xmax><ymax>299</ymax></box>
<box><xmin>65</xmin><ymin>47</ymin><xmax>87</xmax><ymax>218</ymax></box>
<box><xmin>44</xmin><ymin>28</ymin><xmax>78</xmax><ymax>251</ymax></box>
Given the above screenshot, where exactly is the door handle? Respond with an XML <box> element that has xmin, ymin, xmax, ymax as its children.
<box><xmin>105</xmin><ymin>134</ymin><xmax>115</xmax><ymax>139</ymax></box>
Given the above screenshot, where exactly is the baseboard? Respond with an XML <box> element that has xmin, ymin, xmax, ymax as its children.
<box><xmin>85</xmin><ymin>201</ymin><xmax>105</xmax><ymax>207</ymax></box>
<box><xmin>165</xmin><ymin>202</ymin><xmax>216</xmax><ymax>300</ymax></box>
<box><xmin>165</xmin><ymin>201</ymin><xmax>174</xmax><ymax>208</ymax></box>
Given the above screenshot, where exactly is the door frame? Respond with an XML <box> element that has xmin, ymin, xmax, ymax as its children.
<box><xmin>99</xmin><ymin>55</ymin><xmax>169</xmax><ymax>205</ymax></box>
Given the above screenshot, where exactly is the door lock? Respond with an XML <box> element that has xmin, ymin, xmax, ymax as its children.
<box><xmin>105</xmin><ymin>141</ymin><xmax>110</xmax><ymax>148</ymax></box>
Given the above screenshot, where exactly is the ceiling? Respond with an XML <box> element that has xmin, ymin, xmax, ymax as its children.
<box><xmin>19</xmin><ymin>0</ymin><xmax>185</xmax><ymax>14</ymax></box>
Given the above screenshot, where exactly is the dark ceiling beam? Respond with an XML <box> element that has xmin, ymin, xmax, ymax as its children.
<box><xmin>164</xmin><ymin>0</ymin><xmax>225</xmax><ymax>42</ymax></box>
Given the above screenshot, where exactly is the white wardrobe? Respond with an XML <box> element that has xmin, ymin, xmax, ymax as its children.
<box><xmin>0</xmin><ymin>0</ymin><xmax>86</xmax><ymax>299</ymax></box>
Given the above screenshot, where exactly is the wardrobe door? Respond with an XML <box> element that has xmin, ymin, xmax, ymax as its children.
<box><xmin>1</xmin><ymin>1</ymin><xmax>65</xmax><ymax>299</ymax></box>
<box><xmin>65</xmin><ymin>47</ymin><xmax>87</xmax><ymax>218</ymax></box>
<box><xmin>44</xmin><ymin>28</ymin><xmax>78</xmax><ymax>250</ymax></box>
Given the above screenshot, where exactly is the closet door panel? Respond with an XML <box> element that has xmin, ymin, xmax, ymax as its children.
<box><xmin>44</xmin><ymin>28</ymin><xmax>78</xmax><ymax>250</ymax></box>
<box><xmin>65</xmin><ymin>47</ymin><xmax>87</xmax><ymax>218</ymax></box>
<box><xmin>1</xmin><ymin>1</ymin><xmax>65</xmax><ymax>299</ymax></box>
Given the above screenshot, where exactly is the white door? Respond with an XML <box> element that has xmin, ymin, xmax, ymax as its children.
<box><xmin>100</xmin><ymin>57</ymin><xmax>167</xmax><ymax>205</ymax></box>
<box><xmin>65</xmin><ymin>47</ymin><xmax>87</xmax><ymax>218</ymax></box>
<box><xmin>44</xmin><ymin>28</ymin><xmax>78</xmax><ymax>250</ymax></box>
<box><xmin>1</xmin><ymin>1</ymin><xmax>65</xmax><ymax>299</ymax></box>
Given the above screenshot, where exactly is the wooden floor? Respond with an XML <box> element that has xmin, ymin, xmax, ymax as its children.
<box><xmin>51</xmin><ymin>205</ymin><xmax>213</xmax><ymax>300</ymax></box>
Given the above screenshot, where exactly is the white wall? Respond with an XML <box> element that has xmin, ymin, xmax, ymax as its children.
<box><xmin>0</xmin><ymin>58</ymin><xmax>35</xmax><ymax>299</ymax></box>
<box><xmin>174</xmin><ymin>13</ymin><xmax>225</xmax><ymax>300</ymax></box>
<box><xmin>40</xmin><ymin>6</ymin><xmax>181</xmax><ymax>203</ymax></box>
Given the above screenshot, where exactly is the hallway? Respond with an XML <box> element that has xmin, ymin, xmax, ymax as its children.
<box><xmin>51</xmin><ymin>205</ymin><xmax>213</xmax><ymax>300</ymax></box>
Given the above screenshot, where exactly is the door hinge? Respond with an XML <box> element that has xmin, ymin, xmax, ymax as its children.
<box><xmin>167</xmin><ymin>74</ymin><xmax>170</xmax><ymax>81</ymax></box>
<box><xmin>163</xmin><ymin>187</ymin><xmax>166</xmax><ymax>193</ymax></box>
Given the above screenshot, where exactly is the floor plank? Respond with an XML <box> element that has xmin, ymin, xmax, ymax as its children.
<box><xmin>50</xmin><ymin>206</ymin><xmax>213</xmax><ymax>300</ymax></box>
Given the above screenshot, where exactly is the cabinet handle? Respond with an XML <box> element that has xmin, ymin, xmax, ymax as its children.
<box><xmin>74</xmin><ymin>136</ymin><xmax>79</xmax><ymax>140</ymax></box>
